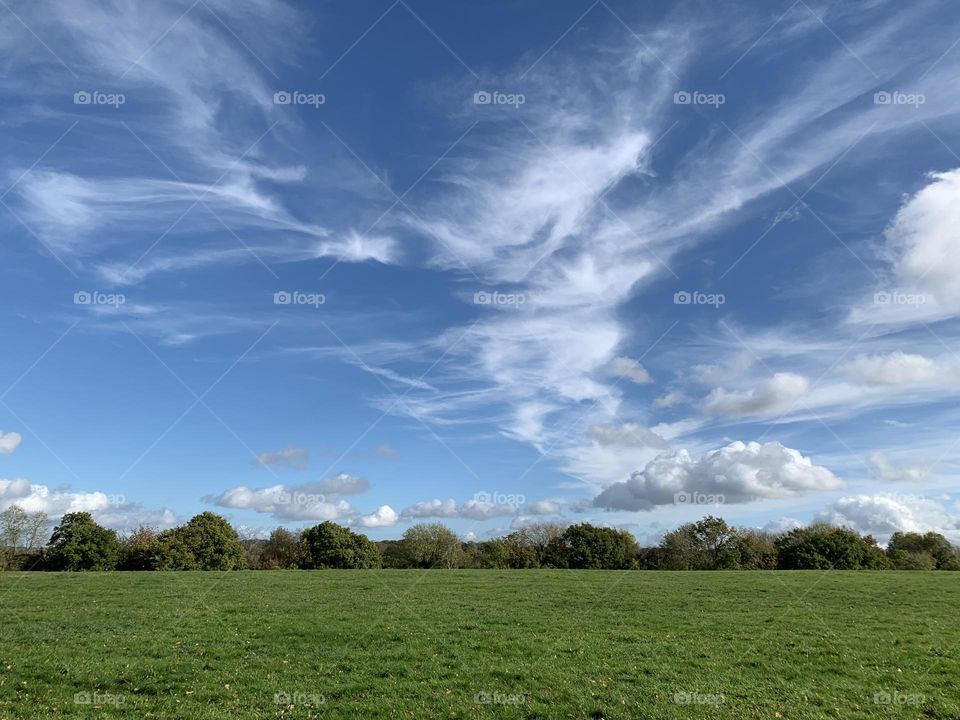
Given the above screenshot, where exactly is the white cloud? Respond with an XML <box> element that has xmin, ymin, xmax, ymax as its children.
<box><xmin>0</xmin><ymin>431</ymin><xmax>22</xmax><ymax>455</ymax></box>
<box><xmin>355</xmin><ymin>505</ymin><xmax>399</xmax><ymax>528</ymax></box>
<box><xmin>252</xmin><ymin>446</ymin><xmax>308</xmax><ymax>471</ymax></box>
<box><xmin>607</xmin><ymin>356</ymin><xmax>652</xmax><ymax>384</ymax></box>
<box><xmin>703</xmin><ymin>373</ymin><xmax>810</xmax><ymax>416</ymax></box>
<box><xmin>815</xmin><ymin>494</ymin><xmax>960</xmax><ymax>544</ymax></box>
<box><xmin>866</xmin><ymin>452</ymin><xmax>931</xmax><ymax>483</ymax></box>
<box><xmin>839</xmin><ymin>352</ymin><xmax>952</xmax><ymax>386</ymax></box>
<box><xmin>762</xmin><ymin>517</ymin><xmax>805</xmax><ymax>534</ymax></box>
<box><xmin>523</xmin><ymin>500</ymin><xmax>562</xmax><ymax>515</ymax></box>
<box><xmin>400</xmin><ymin>498</ymin><xmax>518</xmax><ymax>520</ymax></box>
<box><xmin>204</xmin><ymin>475</ymin><xmax>370</xmax><ymax>521</ymax></box>
<box><xmin>654</xmin><ymin>391</ymin><xmax>686</xmax><ymax>408</ymax></box>
<box><xmin>594</xmin><ymin>441</ymin><xmax>843</xmax><ymax>511</ymax></box>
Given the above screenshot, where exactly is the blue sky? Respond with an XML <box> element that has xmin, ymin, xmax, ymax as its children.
<box><xmin>3</xmin><ymin>0</ymin><xmax>960</xmax><ymax>543</ymax></box>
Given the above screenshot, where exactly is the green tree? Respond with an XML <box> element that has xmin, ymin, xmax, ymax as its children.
<box><xmin>547</xmin><ymin>523</ymin><xmax>638</xmax><ymax>569</ymax></box>
<box><xmin>299</xmin><ymin>522</ymin><xmax>380</xmax><ymax>569</ymax></box>
<box><xmin>658</xmin><ymin>517</ymin><xmax>741</xmax><ymax>570</ymax></box>
<box><xmin>262</xmin><ymin>528</ymin><xmax>302</xmax><ymax>569</ymax></box>
<box><xmin>775</xmin><ymin>524</ymin><xmax>888</xmax><ymax>570</ymax></box>
<box><xmin>155</xmin><ymin>513</ymin><xmax>246</xmax><ymax>570</ymax></box>
<box><xmin>887</xmin><ymin>531</ymin><xmax>959</xmax><ymax>569</ymax></box>
<box><xmin>46</xmin><ymin>512</ymin><xmax>121</xmax><ymax>571</ymax></box>
<box><xmin>119</xmin><ymin>526</ymin><xmax>160</xmax><ymax>570</ymax></box>
<box><xmin>392</xmin><ymin>523</ymin><xmax>462</xmax><ymax>568</ymax></box>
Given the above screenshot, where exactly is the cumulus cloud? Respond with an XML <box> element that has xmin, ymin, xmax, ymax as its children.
<box><xmin>839</xmin><ymin>352</ymin><xmax>951</xmax><ymax>386</ymax></box>
<box><xmin>762</xmin><ymin>517</ymin><xmax>805</xmax><ymax>534</ymax></box>
<box><xmin>654</xmin><ymin>392</ymin><xmax>686</xmax><ymax>408</ymax></box>
<box><xmin>607</xmin><ymin>357</ymin><xmax>652</xmax><ymax>384</ymax></box>
<box><xmin>204</xmin><ymin>474</ymin><xmax>369</xmax><ymax>521</ymax></box>
<box><xmin>523</xmin><ymin>500</ymin><xmax>562</xmax><ymax>515</ymax></box>
<box><xmin>866</xmin><ymin>452</ymin><xmax>931</xmax><ymax>483</ymax></box>
<box><xmin>815</xmin><ymin>494</ymin><xmax>960</xmax><ymax>544</ymax></box>
<box><xmin>401</xmin><ymin>498</ymin><xmax>519</xmax><ymax>520</ymax></box>
<box><xmin>703</xmin><ymin>373</ymin><xmax>810</xmax><ymax>416</ymax></box>
<box><xmin>0</xmin><ymin>431</ymin><xmax>22</xmax><ymax>455</ymax></box>
<box><xmin>593</xmin><ymin>441</ymin><xmax>843</xmax><ymax>511</ymax></box>
<box><xmin>0</xmin><ymin>478</ymin><xmax>177</xmax><ymax>532</ymax></box>
<box><xmin>355</xmin><ymin>505</ymin><xmax>399</xmax><ymax>528</ymax></box>
<box><xmin>252</xmin><ymin>446</ymin><xmax>309</xmax><ymax>471</ymax></box>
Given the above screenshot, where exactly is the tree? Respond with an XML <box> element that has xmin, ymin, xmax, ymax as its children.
<box><xmin>547</xmin><ymin>523</ymin><xmax>638</xmax><ymax>569</ymax></box>
<box><xmin>46</xmin><ymin>512</ymin><xmax>121</xmax><ymax>571</ymax></box>
<box><xmin>261</xmin><ymin>528</ymin><xmax>301</xmax><ymax>568</ymax></box>
<box><xmin>119</xmin><ymin>526</ymin><xmax>160</xmax><ymax>570</ymax></box>
<box><xmin>657</xmin><ymin>517</ymin><xmax>741</xmax><ymax>570</ymax></box>
<box><xmin>155</xmin><ymin>513</ymin><xmax>246</xmax><ymax>570</ymax></box>
<box><xmin>775</xmin><ymin>524</ymin><xmax>888</xmax><ymax>570</ymax></box>
<box><xmin>391</xmin><ymin>523</ymin><xmax>462</xmax><ymax>568</ymax></box>
<box><xmin>887</xmin><ymin>532</ymin><xmax>959</xmax><ymax>570</ymax></box>
<box><xmin>299</xmin><ymin>522</ymin><xmax>380</xmax><ymax>569</ymax></box>
<box><xmin>733</xmin><ymin>529</ymin><xmax>778</xmax><ymax>570</ymax></box>
<box><xmin>1</xmin><ymin>505</ymin><xmax>29</xmax><ymax>551</ymax></box>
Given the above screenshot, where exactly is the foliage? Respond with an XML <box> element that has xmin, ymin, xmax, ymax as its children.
<box><xmin>261</xmin><ymin>528</ymin><xmax>302</xmax><ymax>569</ymax></box>
<box><xmin>388</xmin><ymin>523</ymin><xmax>462</xmax><ymax>568</ymax></box>
<box><xmin>155</xmin><ymin>513</ymin><xmax>246</xmax><ymax>571</ymax></box>
<box><xmin>299</xmin><ymin>522</ymin><xmax>380</xmax><ymax>569</ymax></box>
<box><xmin>774</xmin><ymin>524</ymin><xmax>889</xmax><ymax>570</ymax></box>
<box><xmin>887</xmin><ymin>531</ymin><xmax>960</xmax><ymax>570</ymax></box>
<box><xmin>119</xmin><ymin>526</ymin><xmax>161</xmax><ymax>570</ymax></box>
<box><xmin>45</xmin><ymin>512</ymin><xmax>121</xmax><ymax>571</ymax></box>
<box><xmin>546</xmin><ymin>523</ymin><xmax>639</xmax><ymax>569</ymax></box>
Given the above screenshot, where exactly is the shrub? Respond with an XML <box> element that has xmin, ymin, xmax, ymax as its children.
<box><xmin>155</xmin><ymin>513</ymin><xmax>246</xmax><ymax>570</ymax></box>
<box><xmin>299</xmin><ymin>522</ymin><xmax>380</xmax><ymax>569</ymax></box>
<box><xmin>46</xmin><ymin>512</ymin><xmax>121</xmax><ymax>571</ymax></box>
<box><xmin>389</xmin><ymin>523</ymin><xmax>461</xmax><ymax>569</ymax></box>
<box><xmin>547</xmin><ymin>523</ymin><xmax>638</xmax><ymax>569</ymax></box>
<box><xmin>775</xmin><ymin>524</ymin><xmax>888</xmax><ymax>570</ymax></box>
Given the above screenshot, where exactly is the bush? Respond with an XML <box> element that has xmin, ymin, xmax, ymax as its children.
<box><xmin>388</xmin><ymin>524</ymin><xmax>461</xmax><ymax>569</ymax></box>
<box><xmin>887</xmin><ymin>532</ymin><xmax>958</xmax><ymax>569</ymax></box>
<box><xmin>46</xmin><ymin>512</ymin><xmax>121</xmax><ymax>571</ymax></box>
<box><xmin>119</xmin><ymin>526</ymin><xmax>160</xmax><ymax>570</ymax></box>
<box><xmin>299</xmin><ymin>522</ymin><xmax>380</xmax><ymax>569</ymax></box>
<box><xmin>261</xmin><ymin>528</ymin><xmax>302</xmax><ymax>569</ymax></box>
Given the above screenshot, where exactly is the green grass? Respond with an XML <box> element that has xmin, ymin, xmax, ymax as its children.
<box><xmin>1</xmin><ymin>571</ymin><xmax>958</xmax><ymax>719</ymax></box>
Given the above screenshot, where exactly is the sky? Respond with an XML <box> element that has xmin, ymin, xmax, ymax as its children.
<box><xmin>2</xmin><ymin>0</ymin><xmax>960</xmax><ymax>544</ymax></box>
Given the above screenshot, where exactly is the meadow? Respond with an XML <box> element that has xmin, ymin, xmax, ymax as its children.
<box><xmin>1</xmin><ymin>570</ymin><xmax>957</xmax><ymax>719</ymax></box>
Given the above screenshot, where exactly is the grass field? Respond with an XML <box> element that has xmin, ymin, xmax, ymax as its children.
<box><xmin>1</xmin><ymin>571</ymin><xmax>958</xmax><ymax>719</ymax></box>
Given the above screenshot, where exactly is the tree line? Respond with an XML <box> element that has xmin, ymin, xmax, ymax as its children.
<box><xmin>2</xmin><ymin>505</ymin><xmax>959</xmax><ymax>571</ymax></box>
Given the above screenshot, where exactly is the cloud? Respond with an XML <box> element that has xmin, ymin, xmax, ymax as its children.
<box><xmin>355</xmin><ymin>505</ymin><xmax>399</xmax><ymax>528</ymax></box>
<box><xmin>522</xmin><ymin>500</ymin><xmax>562</xmax><ymax>515</ymax></box>
<box><xmin>762</xmin><ymin>517</ymin><xmax>805</xmax><ymax>534</ymax></box>
<box><xmin>252</xmin><ymin>446</ymin><xmax>308</xmax><ymax>471</ymax></box>
<box><xmin>839</xmin><ymin>352</ymin><xmax>952</xmax><ymax>386</ymax></box>
<box><xmin>586</xmin><ymin>424</ymin><xmax>666</xmax><ymax>448</ymax></box>
<box><xmin>0</xmin><ymin>477</ymin><xmax>177</xmax><ymax>532</ymax></box>
<box><xmin>815</xmin><ymin>494</ymin><xmax>960</xmax><ymax>544</ymax></box>
<box><xmin>703</xmin><ymin>373</ymin><xmax>809</xmax><ymax>416</ymax></box>
<box><xmin>593</xmin><ymin>441</ymin><xmax>843</xmax><ymax>511</ymax></box>
<box><xmin>866</xmin><ymin>452</ymin><xmax>931</xmax><ymax>483</ymax></box>
<box><xmin>0</xmin><ymin>431</ymin><xmax>22</xmax><ymax>455</ymax></box>
<box><xmin>204</xmin><ymin>474</ymin><xmax>369</xmax><ymax>521</ymax></box>
<box><xmin>654</xmin><ymin>391</ymin><xmax>686</xmax><ymax>408</ymax></box>
<box><xmin>606</xmin><ymin>356</ymin><xmax>652</xmax><ymax>384</ymax></box>
<box><xmin>400</xmin><ymin>498</ymin><xmax>519</xmax><ymax>520</ymax></box>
